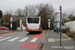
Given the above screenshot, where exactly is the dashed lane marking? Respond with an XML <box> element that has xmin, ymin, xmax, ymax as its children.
<box><xmin>30</xmin><ymin>38</ymin><xmax>38</xmax><ymax>42</ymax></box>
<box><xmin>19</xmin><ymin>37</ymin><xmax>29</xmax><ymax>42</ymax></box>
<box><xmin>48</xmin><ymin>38</ymin><xmax>55</xmax><ymax>42</ymax></box>
<box><xmin>0</xmin><ymin>37</ymin><xmax>11</xmax><ymax>41</ymax></box>
<box><xmin>8</xmin><ymin>37</ymin><xmax>20</xmax><ymax>41</ymax></box>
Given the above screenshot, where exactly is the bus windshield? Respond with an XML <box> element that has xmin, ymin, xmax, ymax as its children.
<box><xmin>28</xmin><ymin>18</ymin><xmax>39</xmax><ymax>23</ymax></box>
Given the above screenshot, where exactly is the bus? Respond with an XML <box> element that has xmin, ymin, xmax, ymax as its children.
<box><xmin>26</xmin><ymin>16</ymin><xmax>42</xmax><ymax>33</ymax></box>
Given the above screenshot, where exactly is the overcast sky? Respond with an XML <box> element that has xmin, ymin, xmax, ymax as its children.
<box><xmin>0</xmin><ymin>0</ymin><xmax>75</xmax><ymax>15</ymax></box>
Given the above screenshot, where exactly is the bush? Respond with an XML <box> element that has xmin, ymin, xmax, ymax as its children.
<box><xmin>66</xmin><ymin>32</ymin><xmax>73</xmax><ymax>37</ymax></box>
<box><xmin>66</xmin><ymin>32</ymin><xmax>75</xmax><ymax>38</ymax></box>
<box><xmin>62</xmin><ymin>27</ymin><xmax>75</xmax><ymax>38</ymax></box>
<box><xmin>73</xmin><ymin>35</ymin><xmax>75</xmax><ymax>38</ymax></box>
<box><xmin>62</xmin><ymin>28</ymin><xmax>70</xmax><ymax>33</ymax></box>
<box><xmin>16</xmin><ymin>29</ymin><xmax>20</xmax><ymax>31</ymax></box>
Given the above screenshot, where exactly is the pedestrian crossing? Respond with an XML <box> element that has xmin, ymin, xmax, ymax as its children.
<box><xmin>8</xmin><ymin>37</ymin><xmax>20</xmax><ymax>41</ymax></box>
<box><xmin>0</xmin><ymin>37</ymin><xmax>11</xmax><ymax>41</ymax></box>
<box><xmin>0</xmin><ymin>37</ymin><xmax>38</xmax><ymax>42</ymax></box>
<box><xmin>19</xmin><ymin>37</ymin><xmax>29</xmax><ymax>42</ymax></box>
<box><xmin>30</xmin><ymin>38</ymin><xmax>38</xmax><ymax>42</ymax></box>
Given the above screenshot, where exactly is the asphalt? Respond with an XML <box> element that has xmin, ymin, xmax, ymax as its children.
<box><xmin>0</xmin><ymin>31</ymin><xmax>45</xmax><ymax>50</ymax></box>
<box><xmin>45</xmin><ymin>31</ymin><xmax>75</xmax><ymax>50</ymax></box>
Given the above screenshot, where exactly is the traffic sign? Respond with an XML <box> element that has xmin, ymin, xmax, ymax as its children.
<box><xmin>10</xmin><ymin>17</ymin><xmax>12</xmax><ymax>21</ymax></box>
<box><xmin>57</xmin><ymin>12</ymin><xmax>60</xmax><ymax>14</ymax></box>
<box><xmin>48</xmin><ymin>22</ymin><xmax>50</xmax><ymax>28</ymax></box>
<box><xmin>57</xmin><ymin>22</ymin><xmax>60</xmax><ymax>28</ymax></box>
<box><xmin>10</xmin><ymin>24</ymin><xmax>12</xmax><ymax>28</ymax></box>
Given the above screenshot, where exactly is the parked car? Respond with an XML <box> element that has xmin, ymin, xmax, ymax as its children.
<box><xmin>0</xmin><ymin>27</ymin><xmax>9</xmax><ymax>30</ymax></box>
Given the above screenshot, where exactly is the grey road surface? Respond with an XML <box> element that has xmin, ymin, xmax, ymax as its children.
<box><xmin>0</xmin><ymin>31</ymin><xmax>44</xmax><ymax>50</ymax></box>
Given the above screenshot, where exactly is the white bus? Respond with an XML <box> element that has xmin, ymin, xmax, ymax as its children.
<box><xmin>26</xmin><ymin>16</ymin><xmax>42</xmax><ymax>33</ymax></box>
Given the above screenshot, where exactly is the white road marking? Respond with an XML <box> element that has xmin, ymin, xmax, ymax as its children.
<box><xmin>0</xmin><ymin>37</ymin><xmax>11</xmax><ymax>41</ymax></box>
<box><xmin>55</xmin><ymin>39</ymin><xmax>70</xmax><ymax>41</ymax></box>
<box><xmin>8</xmin><ymin>37</ymin><xmax>19</xmax><ymax>41</ymax></box>
<box><xmin>48</xmin><ymin>38</ymin><xmax>70</xmax><ymax>42</ymax></box>
<box><xmin>30</xmin><ymin>38</ymin><xmax>38</xmax><ymax>42</ymax></box>
<box><xmin>48</xmin><ymin>38</ymin><xmax>55</xmax><ymax>42</ymax></box>
<box><xmin>19</xmin><ymin>37</ymin><xmax>29</xmax><ymax>42</ymax></box>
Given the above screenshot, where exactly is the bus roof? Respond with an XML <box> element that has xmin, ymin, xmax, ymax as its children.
<box><xmin>27</xmin><ymin>15</ymin><xmax>40</xmax><ymax>18</ymax></box>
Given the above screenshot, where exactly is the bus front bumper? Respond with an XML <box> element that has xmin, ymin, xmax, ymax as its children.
<box><xmin>26</xmin><ymin>28</ymin><xmax>41</xmax><ymax>32</ymax></box>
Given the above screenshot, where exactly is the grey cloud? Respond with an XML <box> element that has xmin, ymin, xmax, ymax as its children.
<box><xmin>0</xmin><ymin>0</ymin><xmax>75</xmax><ymax>15</ymax></box>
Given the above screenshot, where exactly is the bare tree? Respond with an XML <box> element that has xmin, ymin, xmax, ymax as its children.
<box><xmin>68</xmin><ymin>13</ymin><xmax>75</xmax><ymax>21</ymax></box>
<box><xmin>36</xmin><ymin>3</ymin><xmax>55</xmax><ymax>29</ymax></box>
<box><xmin>15</xmin><ymin>8</ymin><xmax>22</xmax><ymax>17</ymax></box>
<box><xmin>62</xmin><ymin>13</ymin><xmax>68</xmax><ymax>25</ymax></box>
<box><xmin>9</xmin><ymin>9</ymin><xmax>13</xmax><ymax>16</ymax></box>
<box><xmin>0</xmin><ymin>10</ymin><xmax>3</xmax><ymax>18</ymax></box>
<box><xmin>23</xmin><ymin>5</ymin><xmax>37</xmax><ymax>17</ymax></box>
<box><xmin>3</xmin><ymin>11</ymin><xmax>11</xmax><ymax>26</ymax></box>
<box><xmin>23</xmin><ymin>6</ymin><xmax>29</xmax><ymax>17</ymax></box>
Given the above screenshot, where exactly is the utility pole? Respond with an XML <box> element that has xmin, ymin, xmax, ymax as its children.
<box><xmin>60</xmin><ymin>5</ymin><xmax>62</xmax><ymax>46</ymax></box>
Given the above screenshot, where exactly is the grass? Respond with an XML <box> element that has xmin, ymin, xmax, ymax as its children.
<box><xmin>16</xmin><ymin>29</ymin><xmax>26</xmax><ymax>31</ymax></box>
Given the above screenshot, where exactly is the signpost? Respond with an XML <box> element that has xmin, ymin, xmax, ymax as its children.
<box><xmin>60</xmin><ymin>5</ymin><xmax>62</xmax><ymax>46</ymax></box>
<box><xmin>57</xmin><ymin>22</ymin><xmax>60</xmax><ymax>33</ymax></box>
<box><xmin>20</xmin><ymin>20</ymin><xmax>23</xmax><ymax>31</ymax></box>
<box><xmin>10</xmin><ymin>17</ymin><xmax>12</xmax><ymax>31</ymax></box>
<box><xmin>48</xmin><ymin>19</ymin><xmax>50</xmax><ymax>28</ymax></box>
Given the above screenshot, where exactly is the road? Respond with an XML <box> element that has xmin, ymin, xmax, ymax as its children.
<box><xmin>0</xmin><ymin>31</ymin><xmax>45</xmax><ymax>50</ymax></box>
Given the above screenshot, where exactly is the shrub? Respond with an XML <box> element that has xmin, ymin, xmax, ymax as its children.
<box><xmin>61</xmin><ymin>28</ymin><xmax>70</xmax><ymax>33</ymax></box>
<box><xmin>66</xmin><ymin>32</ymin><xmax>73</xmax><ymax>37</ymax></box>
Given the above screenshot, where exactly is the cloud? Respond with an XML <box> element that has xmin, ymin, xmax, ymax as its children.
<box><xmin>0</xmin><ymin>0</ymin><xmax>75</xmax><ymax>15</ymax></box>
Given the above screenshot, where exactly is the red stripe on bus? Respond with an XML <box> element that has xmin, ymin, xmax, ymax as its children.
<box><xmin>19</xmin><ymin>42</ymin><xmax>39</xmax><ymax>50</ymax></box>
<box><xmin>32</xmin><ymin>32</ymin><xmax>44</xmax><ymax>38</ymax></box>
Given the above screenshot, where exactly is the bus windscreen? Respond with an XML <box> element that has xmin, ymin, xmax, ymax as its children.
<box><xmin>28</xmin><ymin>18</ymin><xmax>39</xmax><ymax>23</ymax></box>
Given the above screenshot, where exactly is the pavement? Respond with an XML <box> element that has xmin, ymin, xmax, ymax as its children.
<box><xmin>0</xmin><ymin>31</ymin><xmax>46</xmax><ymax>50</ymax></box>
<box><xmin>0</xmin><ymin>30</ymin><xmax>10</xmax><ymax>33</ymax></box>
<box><xmin>0</xmin><ymin>30</ymin><xmax>15</xmax><ymax>34</ymax></box>
<box><xmin>0</xmin><ymin>30</ymin><xmax>25</xmax><ymax>34</ymax></box>
<box><xmin>45</xmin><ymin>31</ymin><xmax>75</xmax><ymax>50</ymax></box>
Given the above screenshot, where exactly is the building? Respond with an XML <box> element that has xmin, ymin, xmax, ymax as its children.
<box><xmin>13</xmin><ymin>17</ymin><xmax>26</xmax><ymax>26</ymax></box>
